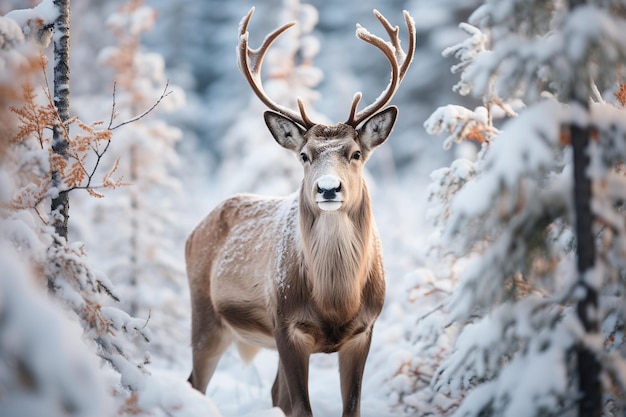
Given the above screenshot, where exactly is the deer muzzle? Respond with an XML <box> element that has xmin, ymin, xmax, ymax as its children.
<box><xmin>315</xmin><ymin>174</ymin><xmax>343</xmax><ymax>211</ymax></box>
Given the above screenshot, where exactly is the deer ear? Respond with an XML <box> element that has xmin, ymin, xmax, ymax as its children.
<box><xmin>264</xmin><ymin>111</ymin><xmax>306</xmax><ymax>152</ymax></box>
<box><xmin>358</xmin><ymin>106</ymin><xmax>398</xmax><ymax>151</ymax></box>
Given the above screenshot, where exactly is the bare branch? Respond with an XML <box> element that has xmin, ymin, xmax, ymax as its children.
<box><xmin>62</xmin><ymin>81</ymin><xmax>171</xmax><ymax>197</ymax></box>
<box><xmin>79</xmin><ymin>139</ymin><xmax>112</xmax><ymax>191</ymax></box>
<box><xmin>107</xmin><ymin>81</ymin><xmax>118</xmax><ymax>130</ymax></box>
<box><xmin>109</xmin><ymin>80</ymin><xmax>172</xmax><ymax>130</ymax></box>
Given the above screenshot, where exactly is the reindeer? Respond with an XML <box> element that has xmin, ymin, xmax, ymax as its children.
<box><xmin>186</xmin><ymin>8</ymin><xmax>415</xmax><ymax>417</ymax></box>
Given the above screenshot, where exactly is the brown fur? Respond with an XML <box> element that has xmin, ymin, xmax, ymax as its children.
<box><xmin>221</xmin><ymin>8</ymin><xmax>414</xmax><ymax>414</ymax></box>
<box><xmin>186</xmin><ymin>111</ymin><xmax>396</xmax><ymax>417</ymax></box>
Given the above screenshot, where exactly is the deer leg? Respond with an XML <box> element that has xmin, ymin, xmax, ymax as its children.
<box><xmin>188</xmin><ymin>296</ymin><xmax>232</xmax><ymax>393</ymax></box>
<box><xmin>189</xmin><ymin>330</ymin><xmax>231</xmax><ymax>393</ymax></box>
<box><xmin>275</xmin><ymin>326</ymin><xmax>313</xmax><ymax>417</ymax></box>
<box><xmin>338</xmin><ymin>330</ymin><xmax>373</xmax><ymax>417</ymax></box>
<box><xmin>271</xmin><ymin>360</ymin><xmax>292</xmax><ymax>414</ymax></box>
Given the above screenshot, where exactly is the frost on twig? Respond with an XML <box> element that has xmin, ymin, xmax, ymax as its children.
<box><xmin>442</xmin><ymin>23</ymin><xmax>488</xmax><ymax>97</ymax></box>
<box><xmin>424</xmin><ymin>105</ymin><xmax>497</xmax><ymax>149</ymax></box>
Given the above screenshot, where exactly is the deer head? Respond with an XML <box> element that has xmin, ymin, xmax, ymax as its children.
<box><xmin>238</xmin><ymin>7</ymin><xmax>415</xmax><ymax>213</ymax></box>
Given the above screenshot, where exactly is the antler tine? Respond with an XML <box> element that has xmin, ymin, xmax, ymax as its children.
<box><xmin>374</xmin><ymin>10</ymin><xmax>416</xmax><ymax>79</ymax></box>
<box><xmin>238</xmin><ymin>7</ymin><xmax>315</xmax><ymax>129</ymax></box>
<box><xmin>373</xmin><ymin>10</ymin><xmax>402</xmax><ymax>66</ymax></box>
<box><xmin>400</xmin><ymin>11</ymin><xmax>416</xmax><ymax>79</ymax></box>
<box><xmin>346</xmin><ymin>92</ymin><xmax>363</xmax><ymax>128</ymax></box>
<box><xmin>346</xmin><ymin>10</ymin><xmax>416</xmax><ymax>128</ymax></box>
<box><xmin>297</xmin><ymin>98</ymin><xmax>315</xmax><ymax>128</ymax></box>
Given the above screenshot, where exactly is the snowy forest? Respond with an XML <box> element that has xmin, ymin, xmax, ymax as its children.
<box><xmin>1</xmin><ymin>0</ymin><xmax>626</xmax><ymax>416</ymax></box>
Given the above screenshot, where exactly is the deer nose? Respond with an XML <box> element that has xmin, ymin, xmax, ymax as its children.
<box><xmin>316</xmin><ymin>175</ymin><xmax>342</xmax><ymax>200</ymax></box>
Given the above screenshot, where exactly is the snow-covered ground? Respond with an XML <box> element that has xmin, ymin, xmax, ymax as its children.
<box><xmin>139</xmin><ymin>170</ymin><xmax>436</xmax><ymax>417</ymax></box>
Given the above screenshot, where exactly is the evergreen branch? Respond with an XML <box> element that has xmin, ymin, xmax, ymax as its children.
<box><xmin>96</xmin><ymin>279</ymin><xmax>120</xmax><ymax>302</ymax></box>
<box><xmin>142</xmin><ymin>309</ymin><xmax>152</xmax><ymax>329</ymax></box>
<box><xmin>415</xmin><ymin>304</ymin><xmax>444</xmax><ymax>324</ymax></box>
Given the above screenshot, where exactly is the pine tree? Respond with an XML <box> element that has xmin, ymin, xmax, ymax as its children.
<box><xmin>419</xmin><ymin>1</ymin><xmax>626</xmax><ymax>415</ymax></box>
<box><xmin>568</xmin><ymin>1</ymin><xmax>601</xmax><ymax>414</ymax></box>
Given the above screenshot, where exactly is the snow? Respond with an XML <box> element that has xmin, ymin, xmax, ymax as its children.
<box><xmin>274</xmin><ymin>196</ymin><xmax>297</xmax><ymax>292</ymax></box>
<box><xmin>564</xmin><ymin>6</ymin><xmax>623</xmax><ymax>63</ymax></box>
<box><xmin>294</xmin><ymin>3</ymin><xmax>318</xmax><ymax>34</ymax></box>
<box><xmin>133</xmin><ymin>370</ymin><xmax>223</xmax><ymax>417</ymax></box>
<box><xmin>0</xmin><ymin>15</ymin><xmax>25</xmax><ymax>47</ymax></box>
<box><xmin>5</xmin><ymin>0</ymin><xmax>58</xmax><ymax>29</ymax></box>
<box><xmin>3</xmin><ymin>0</ymin><xmax>626</xmax><ymax>416</ymax></box>
<box><xmin>451</xmin><ymin>326</ymin><xmax>571</xmax><ymax>417</ymax></box>
<box><xmin>442</xmin><ymin>98</ymin><xmax>563</xmax><ymax>243</ymax></box>
<box><xmin>424</xmin><ymin>104</ymin><xmax>492</xmax><ymax>149</ymax></box>
<box><xmin>106</xmin><ymin>5</ymin><xmax>155</xmax><ymax>36</ymax></box>
<box><xmin>0</xmin><ymin>243</ymin><xmax>114</xmax><ymax>417</ymax></box>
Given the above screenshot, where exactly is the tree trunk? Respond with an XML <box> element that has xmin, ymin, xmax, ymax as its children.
<box><xmin>51</xmin><ymin>0</ymin><xmax>71</xmax><ymax>240</ymax></box>
<box><xmin>128</xmin><ymin>144</ymin><xmax>139</xmax><ymax>316</ymax></box>
<box><xmin>568</xmin><ymin>0</ymin><xmax>602</xmax><ymax>411</ymax></box>
<box><xmin>571</xmin><ymin>121</ymin><xmax>602</xmax><ymax>417</ymax></box>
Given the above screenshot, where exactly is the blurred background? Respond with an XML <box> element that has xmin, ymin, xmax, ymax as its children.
<box><xmin>2</xmin><ymin>0</ymin><xmax>482</xmax><ymax>371</ymax></box>
<box><xmin>1</xmin><ymin>0</ymin><xmax>482</xmax><ymax>414</ymax></box>
<box><xmin>2</xmin><ymin>0</ymin><xmax>481</xmax><ymax>179</ymax></box>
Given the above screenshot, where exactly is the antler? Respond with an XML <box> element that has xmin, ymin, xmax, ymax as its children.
<box><xmin>237</xmin><ymin>7</ymin><xmax>316</xmax><ymax>129</ymax></box>
<box><xmin>345</xmin><ymin>10</ymin><xmax>416</xmax><ymax>128</ymax></box>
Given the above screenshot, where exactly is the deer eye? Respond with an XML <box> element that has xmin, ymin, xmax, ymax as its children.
<box><xmin>351</xmin><ymin>151</ymin><xmax>362</xmax><ymax>161</ymax></box>
<box><xmin>300</xmin><ymin>153</ymin><xmax>309</xmax><ymax>163</ymax></box>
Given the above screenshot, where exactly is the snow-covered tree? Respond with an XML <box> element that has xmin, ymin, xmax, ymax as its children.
<box><xmin>392</xmin><ymin>1</ymin><xmax>626</xmax><ymax>416</ymax></box>
<box><xmin>73</xmin><ymin>0</ymin><xmax>191</xmax><ymax>365</ymax></box>
<box><xmin>0</xmin><ymin>241</ymin><xmax>116</xmax><ymax>417</ymax></box>
<box><xmin>49</xmin><ymin>0</ymin><xmax>71</xmax><ymax>239</ymax></box>
<box><xmin>1</xmin><ymin>3</ymin><xmax>146</xmax><ymax>411</ymax></box>
<box><xmin>1</xmin><ymin>2</ymin><xmax>221</xmax><ymax>416</ymax></box>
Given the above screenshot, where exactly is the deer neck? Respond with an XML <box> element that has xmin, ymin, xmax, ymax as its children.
<box><xmin>299</xmin><ymin>185</ymin><xmax>373</xmax><ymax>322</ymax></box>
